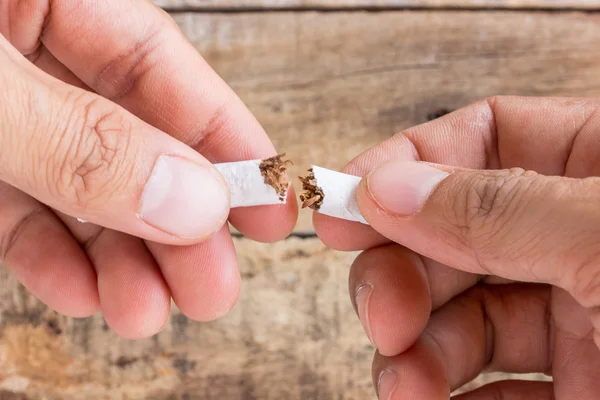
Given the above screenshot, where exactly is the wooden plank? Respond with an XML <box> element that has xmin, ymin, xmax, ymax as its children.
<box><xmin>0</xmin><ymin>240</ymin><xmax>372</xmax><ymax>399</ymax></box>
<box><xmin>1</xmin><ymin>9</ymin><xmax>596</xmax><ymax>398</ymax></box>
<box><xmin>154</xmin><ymin>0</ymin><xmax>600</xmax><ymax>10</ymax></box>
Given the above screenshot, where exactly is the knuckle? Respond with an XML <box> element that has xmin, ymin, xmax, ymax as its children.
<box><xmin>449</xmin><ymin>168</ymin><xmax>538</xmax><ymax>263</ymax></box>
<box><xmin>50</xmin><ymin>93</ymin><xmax>134</xmax><ymax>208</ymax></box>
<box><xmin>94</xmin><ymin>20</ymin><xmax>167</xmax><ymax>100</ymax></box>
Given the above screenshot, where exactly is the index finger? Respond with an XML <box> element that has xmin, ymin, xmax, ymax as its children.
<box><xmin>37</xmin><ymin>0</ymin><xmax>297</xmax><ymax>240</ymax></box>
<box><xmin>315</xmin><ymin>96</ymin><xmax>599</xmax><ymax>250</ymax></box>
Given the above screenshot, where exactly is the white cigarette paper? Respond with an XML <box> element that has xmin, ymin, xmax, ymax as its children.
<box><xmin>214</xmin><ymin>156</ymin><xmax>291</xmax><ymax>208</ymax></box>
<box><xmin>300</xmin><ymin>166</ymin><xmax>368</xmax><ymax>224</ymax></box>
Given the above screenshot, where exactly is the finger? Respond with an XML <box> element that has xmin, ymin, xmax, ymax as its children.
<box><xmin>356</xmin><ymin>159</ymin><xmax>600</xmax><ymax>308</ymax></box>
<box><xmin>0</xmin><ymin>37</ymin><xmax>229</xmax><ymax>245</ymax></box>
<box><xmin>426</xmin><ymin>260</ymin><xmax>482</xmax><ymax>309</ymax></box>
<box><xmin>0</xmin><ymin>0</ymin><xmax>49</xmax><ymax>55</ymax></box>
<box><xmin>27</xmin><ymin>0</ymin><xmax>297</xmax><ymax>241</ymax></box>
<box><xmin>372</xmin><ymin>339</ymin><xmax>450</xmax><ymax>400</ymax></box>
<box><xmin>422</xmin><ymin>284</ymin><xmax>552</xmax><ymax>390</ymax></box>
<box><xmin>453</xmin><ymin>380</ymin><xmax>554</xmax><ymax>400</ymax></box>
<box><xmin>372</xmin><ymin>284</ymin><xmax>552</xmax><ymax>399</ymax></box>
<box><xmin>0</xmin><ymin>182</ymin><xmax>99</xmax><ymax>317</ymax></box>
<box><xmin>26</xmin><ymin>45</ymin><xmax>90</xmax><ymax>90</ymax></box>
<box><xmin>314</xmin><ymin>212</ymin><xmax>388</xmax><ymax>251</ymax></box>
<box><xmin>349</xmin><ymin>244</ymin><xmax>480</xmax><ymax>356</ymax></box>
<box><xmin>315</xmin><ymin>96</ymin><xmax>600</xmax><ymax>250</ymax></box>
<box><xmin>146</xmin><ymin>225</ymin><xmax>241</xmax><ymax>321</ymax></box>
<box><xmin>0</xmin><ymin>3</ymin><xmax>94</xmax><ymax>109</ymax></box>
<box><xmin>56</xmin><ymin>210</ymin><xmax>172</xmax><ymax>338</ymax></box>
<box><xmin>86</xmin><ymin>230</ymin><xmax>171</xmax><ymax>339</ymax></box>
<box><xmin>551</xmin><ymin>288</ymin><xmax>600</xmax><ymax>399</ymax></box>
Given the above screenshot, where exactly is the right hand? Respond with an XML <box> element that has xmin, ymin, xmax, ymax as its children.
<box><xmin>0</xmin><ymin>0</ymin><xmax>297</xmax><ymax>339</ymax></box>
<box><xmin>315</xmin><ymin>96</ymin><xmax>600</xmax><ymax>399</ymax></box>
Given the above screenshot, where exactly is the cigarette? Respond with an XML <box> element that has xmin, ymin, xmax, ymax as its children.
<box><xmin>299</xmin><ymin>166</ymin><xmax>367</xmax><ymax>224</ymax></box>
<box><xmin>214</xmin><ymin>154</ymin><xmax>292</xmax><ymax>208</ymax></box>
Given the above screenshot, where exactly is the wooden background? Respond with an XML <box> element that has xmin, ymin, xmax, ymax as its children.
<box><xmin>1</xmin><ymin>1</ymin><xmax>598</xmax><ymax>398</ymax></box>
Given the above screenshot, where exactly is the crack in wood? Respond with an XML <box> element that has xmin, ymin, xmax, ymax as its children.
<box><xmin>232</xmin><ymin>232</ymin><xmax>318</xmax><ymax>239</ymax></box>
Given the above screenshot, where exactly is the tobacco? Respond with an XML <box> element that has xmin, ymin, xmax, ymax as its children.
<box><xmin>259</xmin><ymin>154</ymin><xmax>292</xmax><ymax>201</ymax></box>
<box><xmin>298</xmin><ymin>168</ymin><xmax>325</xmax><ymax>210</ymax></box>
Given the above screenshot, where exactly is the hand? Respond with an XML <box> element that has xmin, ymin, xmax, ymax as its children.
<box><xmin>314</xmin><ymin>96</ymin><xmax>600</xmax><ymax>399</ymax></box>
<box><xmin>0</xmin><ymin>1</ymin><xmax>297</xmax><ymax>339</ymax></box>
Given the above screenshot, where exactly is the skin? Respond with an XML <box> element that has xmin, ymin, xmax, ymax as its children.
<box><xmin>0</xmin><ymin>0</ymin><xmax>297</xmax><ymax>339</ymax></box>
<box><xmin>314</xmin><ymin>96</ymin><xmax>600</xmax><ymax>399</ymax></box>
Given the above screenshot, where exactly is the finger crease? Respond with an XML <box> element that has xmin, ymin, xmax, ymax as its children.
<box><xmin>485</xmin><ymin>96</ymin><xmax>500</xmax><ymax>170</ymax></box>
<box><xmin>418</xmin><ymin>254</ymin><xmax>433</xmax><ymax>297</ymax></box>
<box><xmin>545</xmin><ymin>294</ymin><xmax>554</xmax><ymax>375</ymax></box>
<box><xmin>25</xmin><ymin>45</ymin><xmax>44</xmax><ymax>66</ymax></box>
<box><xmin>564</xmin><ymin>106</ymin><xmax>598</xmax><ymax>175</ymax></box>
<box><xmin>83</xmin><ymin>227</ymin><xmax>105</xmax><ymax>255</ymax></box>
<box><xmin>481</xmin><ymin>292</ymin><xmax>496</xmax><ymax>370</ymax></box>
<box><xmin>422</xmin><ymin>328</ymin><xmax>450</xmax><ymax>375</ymax></box>
<box><xmin>94</xmin><ymin>22</ymin><xmax>165</xmax><ymax>101</ymax></box>
<box><xmin>188</xmin><ymin>99</ymin><xmax>232</xmax><ymax>154</ymax></box>
<box><xmin>0</xmin><ymin>207</ymin><xmax>47</xmax><ymax>261</ymax></box>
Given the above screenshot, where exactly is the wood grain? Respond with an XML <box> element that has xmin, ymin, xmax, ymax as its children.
<box><xmin>0</xmin><ymin>241</ymin><xmax>546</xmax><ymax>400</ymax></box>
<box><xmin>154</xmin><ymin>0</ymin><xmax>600</xmax><ymax>10</ymax></box>
<box><xmin>3</xmin><ymin>8</ymin><xmax>597</xmax><ymax>399</ymax></box>
<box><xmin>171</xmin><ymin>10</ymin><xmax>600</xmax><ymax>231</ymax></box>
<box><xmin>0</xmin><ymin>240</ymin><xmax>372</xmax><ymax>399</ymax></box>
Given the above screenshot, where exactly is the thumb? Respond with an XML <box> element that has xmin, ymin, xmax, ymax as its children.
<box><xmin>0</xmin><ymin>40</ymin><xmax>229</xmax><ymax>245</ymax></box>
<box><xmin>357</xmin><ymin>160</ymin><xmax>600</xmax><ymax>307</ymax></box>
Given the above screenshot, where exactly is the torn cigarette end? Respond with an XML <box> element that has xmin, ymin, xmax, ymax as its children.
<box><xmin>298</xmin><ymin>166</ymin><xmax>368</xmax><ymax>224</ymax></box>
<box><xmin>299</xmin><ymin>168</ymin><xmax>325</xmax><ymax>210</ymax></box>
<box><xmin>260</xmin><ymin>153</ymin><xmax>293</xmax><ymax>201</ymax></box>
<box><xmin>214</xmin><ymin>154</ymin><xmax>292</xmax><ymax>208</ymax></box>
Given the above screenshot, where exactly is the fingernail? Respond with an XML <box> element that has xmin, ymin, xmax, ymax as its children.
<box><xmin>377</xmin><ymin>369</ymin><xmax>398</xmax><ymax>400</ymax></box>
<box><xmin>367</xmin><ymin>161</ymin><xmax>449</xmax><ymax>216</ymax></box>
<box><xmin>355</xmin><ymin>282</ymin><xmax>374</xmax><ymax>346</ymax></box>
<box><xmin>140</xmin><ymin>156</ymin><xmax>229</xmax><ymax>238</ymax></box>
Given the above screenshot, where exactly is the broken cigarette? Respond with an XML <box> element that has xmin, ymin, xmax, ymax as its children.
<box><xmin>299</xmin><ymin>166</ymin><xmax>367</xmax><ymax>224</ymax></box>
<box><xmin>215</xmin><ymin>154</ymin><xmax>292</xmax><ymax>208</ymax></box>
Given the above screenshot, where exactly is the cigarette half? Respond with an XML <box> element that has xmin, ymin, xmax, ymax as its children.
<box><xmin>299</xmin><ymin>166</ymin><xmax>367</xmax><ymax>224</ymax></box>
<box><xmin>214</xmin><ymin>154</ymin><xmax>292</xmax><ymax>208</ymax></box>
